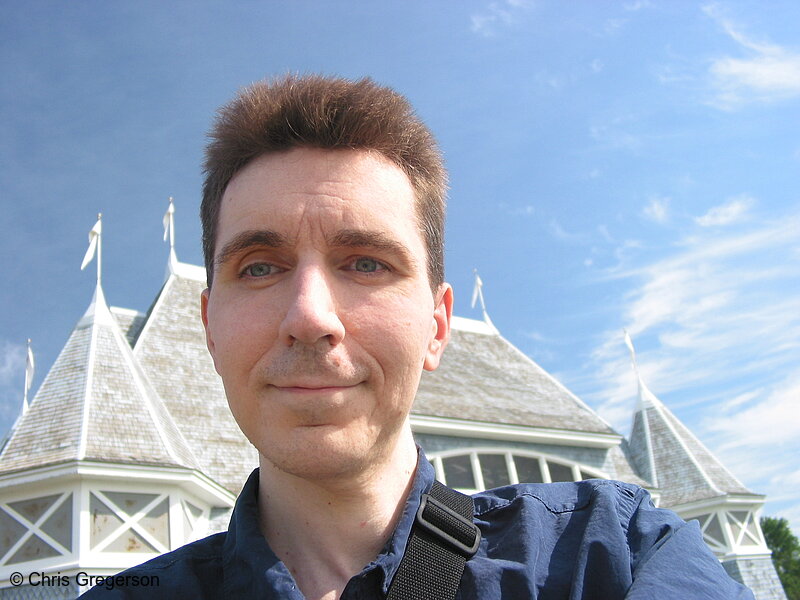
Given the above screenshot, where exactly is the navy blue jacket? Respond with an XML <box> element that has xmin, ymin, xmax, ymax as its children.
<box><xmin>81</xmin><ymin>455</ymin><xmax>754</xmax><ymax>599</ymax></box>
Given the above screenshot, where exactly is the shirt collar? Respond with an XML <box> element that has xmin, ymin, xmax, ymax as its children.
<box><xmin>222</xmin><ymin>448</ymin><xmax>436</xmax><ymax>596</ymax></box>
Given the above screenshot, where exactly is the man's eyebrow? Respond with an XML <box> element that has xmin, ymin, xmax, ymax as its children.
<box><xmin>214</xmin><ymin>230</ymin><xmax>290</xmax><ymax>268</ymax></box>
<box><xmin>328</xmin><ymin>229</ymin><xmax>416</xmax><ymax>263</ymax></box>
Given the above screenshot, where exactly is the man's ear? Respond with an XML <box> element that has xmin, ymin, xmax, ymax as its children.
<box><xmin>200</xmin><ymin>288</ymin><xmax>220</xmax><ymax>374</ymax></box>
<box><xmin>423</xmin><ymin>283</ymin><xmax>453</xmax><ymax>372</ymax></box>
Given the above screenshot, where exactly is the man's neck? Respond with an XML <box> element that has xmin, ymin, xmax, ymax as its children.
<box><xmin>257</xmin><ymin>431</ymin><xmax>419</xmax><ymax>600</ymax></box>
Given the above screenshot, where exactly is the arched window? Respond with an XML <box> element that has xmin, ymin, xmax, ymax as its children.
<box><xmin>428</xmin><ymin>449</ymin><xmax>608</xmax><ymax>493</ymax></box>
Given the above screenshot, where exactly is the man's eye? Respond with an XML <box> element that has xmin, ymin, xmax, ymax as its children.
<box><xmin>352</xmin><ymin>257</ymin><xmax>385</xmax><ymax>273</ymax></box>
<box><xmin>242</xmin><ymin>263</ymin><xmax>276</xmax><ymax>277</ymax></box>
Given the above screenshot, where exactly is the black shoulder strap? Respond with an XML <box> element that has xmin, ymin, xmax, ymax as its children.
<box><xmin>386</xmin><ymin>480</ymin><xmax>481</xmax><ymax>600</ymax></box>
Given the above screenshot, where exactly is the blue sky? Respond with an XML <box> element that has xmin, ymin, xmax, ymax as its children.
<box><xmin>2</xmin><ymin>1</ymin><xmax>799</xmax><ymax>533</ymax></box>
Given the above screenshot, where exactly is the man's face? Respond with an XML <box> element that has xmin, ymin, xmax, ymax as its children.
<box><xmin>201</xmin><ymin>148</ymin><xmax>452</xmax><ymax>481</ymax></box>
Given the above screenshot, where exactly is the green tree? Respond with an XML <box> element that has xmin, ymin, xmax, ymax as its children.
<box><xmin>761</xmin><ymin>516</ymin><xmax>800</xmax><ymax>600</ymax></box>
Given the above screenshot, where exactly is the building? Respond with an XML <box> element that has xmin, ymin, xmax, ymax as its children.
<box><xmin>0</xmin><ymin>231</ymin><xmax>786</xmax><ymax>598</ymax></box>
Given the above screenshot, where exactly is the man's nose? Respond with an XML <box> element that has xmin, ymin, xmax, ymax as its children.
<box><xmin>278</xmin><ymin>265</ymin><xmax>345</xmax><ymax>347</ymax></box>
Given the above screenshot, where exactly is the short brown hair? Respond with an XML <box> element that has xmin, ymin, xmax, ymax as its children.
<box><xmin>201</xmin><ymin>74</ymin><xmax>447</xmax><ymax>290</ymax></box>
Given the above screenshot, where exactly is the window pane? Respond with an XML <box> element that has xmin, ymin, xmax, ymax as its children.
<box><xmin>548</xmin><ymin>462</ymin><xmax>574</xmax><ymax>482</ymax></box>
<box><xmin>703</xmin><ymin>514</ymin><xmax>726</xmax><ymax>546</ymax></box>
<box><xmin>104</xmin><ymin>529</ymin><xmax>157</xmax><ymax>553</ymax></box>
<box><xmin>443</xmin><ymin>455</ymin><xmax>475</xmax><ymax>489</ymax></box>
<box><xmin>730</xmin><ymin>511</ymin><xmax>749</xmax><ymax>525</ymax></box>
<box><xmin>479</xmin><ymin>454</ymin><xmax>510</xmax><ymax>489</ymax></box>
<box><xmin>514</xmin><ymin>456</ymin><xmax>543</xmax><ymax>483</ymax></box>
<box><xmin>90</xmin><ymin>494</ymin><xmax>124</xmax><ymax>549</ymax></box>
<box><xmin>744</xmin><ymin>517</ymin><xmax>761</xmax><ymax>545</ymax></box>
<box><xmin>139</xmin><ymin>498</ymin><xmax>169</xmax><ymax>547</ymax></box>
<box><xmin>40</xmin><ymin>495</ymin><xmax>72</xmax><ymax>551</ymax></box>
<box><xmin>0</xmin><ymin>509</ymin><xmax>27</xmax><ymax>559</ymax></box>
<box><xmin>8</xmin><ymin>495</ymin><xmax>61</xmax><ymax>524</ymax></box>
<box><xmin>103</xmin><ymin>492</ymin><xmax>158</xmax><ymax>517</ymax></box>
<box><xmin>7</xmin><ymin>534</ymin><xmax>59</xmax><ymax>564</ymax></box>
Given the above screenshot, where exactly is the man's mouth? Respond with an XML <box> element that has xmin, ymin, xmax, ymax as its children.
<box><xmin>270</xmin><ymin>382</ymin><xmax>361</xmax><ymax>395</ymax></box>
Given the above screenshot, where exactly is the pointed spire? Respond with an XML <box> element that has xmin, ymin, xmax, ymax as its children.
<box><xmin>77</xmin><ymin>213</ymin><xmax>113</xmax><ymax>328</ymax></box>
<box><xmin>624</xmin><ymin>330</ymin><xmax>659</xmax><ymax>487</ymax></box>
<box><xmin>80</xmin><ymin>213</ymin><xmax>103</xmax><ymax>287</ymax></box>
<box><xmin>163</xmin><ymin>197</ymin><xmax>179</xmax><ymax>276</ymax></box>
<box><xmin>624</xmin><ymin>330</ymin><xmax>659</xmax><ymax>410</ymax></box>
<box><xmin>471</xmin><ymin>269</ymin><xmax>497</xmax><ymax>331</ymax></box>
<box><xmin>22</xmin><ymin>339</ymin><xmax>34</xmax><ymax>415</ymax></box>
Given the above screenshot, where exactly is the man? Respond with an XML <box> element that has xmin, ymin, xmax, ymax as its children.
<box><xmin>83</xmin><ymin>75</ymin><xmax>754</xmax><ymax>599</ymax></box>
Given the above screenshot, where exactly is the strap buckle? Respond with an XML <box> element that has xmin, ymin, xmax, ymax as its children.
<box><xmin>415</xmin><ymin>494</ymin><xmax>481</xmax><ymax>558</ymax></box>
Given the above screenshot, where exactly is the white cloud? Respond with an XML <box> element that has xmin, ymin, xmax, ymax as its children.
<box><xmin>563</xmin><ymin>229</ymin><xmax>800</xmax><ymax>535</ymax></box>
<box><xmin>695</xmin><ymin>194</ymin><xmax>754</xmax><ymax>226</ymax></box>
<box><xmin>597</xmin><ymin>224</ymin><xmax>614</xmax><ymax>243</ymax></box>
<box><xmin>590</xmin><ymin>59</ymin><xmax>604</xmax><ymax>73</ymax></box>
<box><xmin>548</xmin><ymin>219</ymin><xmax>586</xmax><ymax>244</ymax></box>
<box><xmin>470</xmin><ymin>0</ymin><xmax>533</xmax><ymax>37</ymax></box>
<box><xmin>589</xmin><ymin>123</ymin><xmax>642</xmax><ymax>152</ymax></box>
<box><xmin>643</xmin><ymin>196</ymin><xmax>670</xmax><ymax>223</ymax></box>
<box><xmin>508</xmin><ymin>204</ymin><xmax>535</xmax><ymax>217</ymax></box>
<box><xmin>566</xmin><ymin>211</ymin><xmax>800</xmax><ymax>536</ymax></box>
<box><xmin>624</xmin><ymin>0</ymin><xmax>652</xmax><ymax>11</ymax></box>
<box><xmin>705</xmin><ymin>372</ymin><xmax>800</xmax><ymax>448</ymax></box>
<box><xmin>0</xmin><ymin>340</ymin><xmax>25</xmax><ymax>388</ymax></box>
<box><xmin>703</xmin><ymin>5</ymin><xmax>800</xmax><ymax>109</ymax></box>
<box><xmin>603</xmin><ymin>19</ymin><xmax>626</xmax><ymax>36</ymax></box>
<box><xmin>575</xmin><ymin>212</ymin><xmax>800</xmax><ymax>437</ymax></box>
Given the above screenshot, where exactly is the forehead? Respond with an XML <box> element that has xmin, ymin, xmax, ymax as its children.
<box><xmin>218</xmin><ymin>148</ymin><xmax>422</xmax><ymax>247</ymax></box>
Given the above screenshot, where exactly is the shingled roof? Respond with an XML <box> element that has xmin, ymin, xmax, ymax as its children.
<box><xmin>0</xmin><ymin>286</ymin><xmax>199</xmax><ymax>476</ymax></box>
<box><xmin>417</xmin><ymin>318</ymin><xmax>617</xmax><ymax>435</ymax></box>
<box><xmin>132</xmin><ymin>263</ymin><xmax>258</xmax><ymax>494</ymax></box>
<box><xmin>628</xmin><ymin>379</ymin><xmax>753</xmax><ymax>507</ymax></box>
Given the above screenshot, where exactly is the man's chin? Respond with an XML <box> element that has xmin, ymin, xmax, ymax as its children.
<box><xmin>260</xmin><ymin>430</ymin><xmax>375</xmax><ymax>482</ymax></box>
<box><xmin>267</xmin><ymin>451</ymin><xmax>369</xmax><ymax>483</ymax></box>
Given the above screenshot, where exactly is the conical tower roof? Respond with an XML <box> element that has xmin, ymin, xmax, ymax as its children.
<box><xmin>628</xmin><ymin>378</ymin><xmax>753</xmax><ymax>507</ymax></box>
<box><xmin>132</xmin><ymin>263</ymin><xmax>257</xmax><ymax>494</ymax></box>
<box><xmin>0</xmin><ymin>285</ymin><xmax>199</xmax><ymax>475</ymax></box>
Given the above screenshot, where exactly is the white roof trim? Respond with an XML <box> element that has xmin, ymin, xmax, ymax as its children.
<box><xmin>635</xmin><ymin>387</ymin><xmax>659</xmax><ymax>488</ymax></box>
<box><xmin>411</xmin><ymin>414</ymin><xmax>622</xmax><ymax>448</ymax></box>
<box><xmin>77</xmin><ymin>289</ymin><xmax>106</xmax><ymax>461</ymax></box>
<box><xmin>450</xmin><ymin>316</ymin><xmax>498</xmax><ymax>335</ymax></box>
<box><xmin>109</xmin><ymin>306</ymin><xmax>145</xmax><ymax>318</ymax></box>
<box><xmin>172</xmin><ymin>260</ymin><xmax>207</xmax><ymax>282</ymax></box>
<box><xmin>0</xmin><ymin>460</ymin><xmax>235</xmax><ymax>507</ymax></box>
<box><xmin>108</xmin><ymin>309</ymin><xmax>196</xmax><ymax>468</ymax></box>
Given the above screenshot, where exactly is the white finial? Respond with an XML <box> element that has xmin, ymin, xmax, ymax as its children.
<box><xmin>22</xmin><ymin>338</ymin><xmax>34</xmax><ymax>414</ymax></box>
<box><xmin>163</xmin><ymin>197</ymin><xmax>178</xmax><ymax>274</ymax></box>
<box><xmin>471</xmin><ymin>269</ymin><xmax>496</xmax><ymax>330</ymax></box>
<box><xmin>624</xmin><ymin>329</ymin><xmax>639</xmax><ymax>376</ymax></box>
<box><xmin>80</xmin><ymin>213</ymin><xmax>103</xmax><ymax>287</ymax></box>
<box><xmin>163</xmin><ymin>197</ymin><xmax>175</xmax><ymax>247</ymax></box>
<box><xmin>624</xmin><ymin>330</ymin><xmax>658</xmax><ymax>410</ymax></box>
